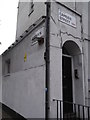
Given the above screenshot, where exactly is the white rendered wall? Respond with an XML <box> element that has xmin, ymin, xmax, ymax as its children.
<box><xmin>16</xmin><ymin>2</ymin><xmax>46</xmax><ymax>38</ymax></box>
<box><xmin>2</xmin><ymin>23</ymin><xmax>45</xmax><ymax>118</ymax></box>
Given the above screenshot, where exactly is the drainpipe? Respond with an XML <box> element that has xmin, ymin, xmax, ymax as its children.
<box><xmin>45</xmin><ymin>1</ymin><xmax>51</xmax><ymax>120</ymax></box>
<box><xmin>80</xmin><ymin>15</ymin><xmax>87</xmax><ymax>106</ymax></box>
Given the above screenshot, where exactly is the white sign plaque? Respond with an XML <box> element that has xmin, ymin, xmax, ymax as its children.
<box><xmin>59</xmin><ymin>9</ymin><xmax>76</xmax><ymax>28</ymax></box>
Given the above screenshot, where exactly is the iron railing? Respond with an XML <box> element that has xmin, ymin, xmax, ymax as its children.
<box><xmin>53</xmin><ymin>99</ymin><xmax>90</xmax><ymax>120</ymax></box>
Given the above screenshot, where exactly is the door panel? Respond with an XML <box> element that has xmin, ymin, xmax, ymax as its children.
<box><xmin>62</xmin><ymin>56</ymin><xmax>73</xmax><ymax>114</ymax></box>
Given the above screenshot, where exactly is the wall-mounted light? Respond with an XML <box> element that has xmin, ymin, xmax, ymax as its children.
<box><xmin>31</xmin><ymin>27</ymin><xmax>45</xmax><ymax>45</ymax></box>
<box><xmin>37</xmin><ymin>37</ymin><xmax>44</xmax><ymax>45</ymax></box>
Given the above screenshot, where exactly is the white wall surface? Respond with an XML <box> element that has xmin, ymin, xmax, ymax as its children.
<box><xmin>2</xmin><ymin>23</ymin><xmax>46</xmax><ymax>118</ymax></box>
<box><xmin>16</xmin><ymin>2</ymin><xmax>46</xmax><ymax>38</ymax></box>
<box><xmin>2</xmin><ymin>66</ymin><xmax>45</xmax><ymax>118</ymax></box>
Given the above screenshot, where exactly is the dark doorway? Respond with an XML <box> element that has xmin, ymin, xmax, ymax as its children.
<box><xmin>62</xmin><ymin>55</ymin><xmax>73</xmax><ymax>115</ymax></box>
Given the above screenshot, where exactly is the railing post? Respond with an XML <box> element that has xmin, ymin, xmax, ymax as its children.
<box><xmin>53</xmin><ymin>99</ymin><xmax>90</xmax><ymax>120</ymax></box>
<box><xmin>60</xmin><ymin>101</ymin><xmax>62</xmax><ymax>119</ymax></box>
<box><xmin>78</xmin><ymin>105</ymin><xmax>80</xmax><ymax>119</ymax></box>
<box><xmin>88</xmin><ymin>107</ymin><xmax>90</xmax><ymax>120</ymax></box>
<box><xmin>83</xmin><ymin>106</ymin><xmax>84</xmax><ymax>120</ymax></box>
<box><xmin>57</xmin><ymin>100</ymin><xmax>58</xmax><ymax>120</ymax></box>
<box><xmin>74</xmin><ymin>104</ymin><xmax>76</xmax><ymax>119</ymax></box>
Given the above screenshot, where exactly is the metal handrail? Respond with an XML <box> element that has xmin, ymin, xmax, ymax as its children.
<box><xmin>53</xmin><ymin>99</ymin><xmax>90</xmax><ymax>119</ymax></box>
<box><xmin>53</xmin><ymin>99</ymin><xmax>90</xmax><ymax>108</ymax></box>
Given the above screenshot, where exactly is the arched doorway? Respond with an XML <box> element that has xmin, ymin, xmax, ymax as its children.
<box><xmin>62</xmin><ymin>40</ymin><xmax>83</xmax><ymax>115</ymax></box>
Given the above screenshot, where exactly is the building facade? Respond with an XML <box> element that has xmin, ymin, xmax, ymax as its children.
<box><xmin>2</xmin><ymin>1</ymin><xmax>90</xmax><ymax>119</ymax></box>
